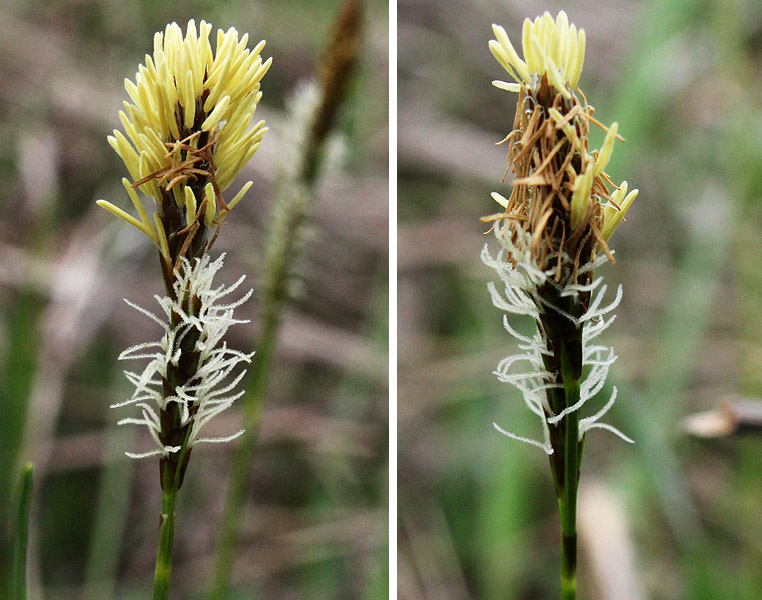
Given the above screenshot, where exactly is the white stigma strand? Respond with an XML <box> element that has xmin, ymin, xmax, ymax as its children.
<box><xmin>113</xmin><ymin>253</ymin><xmax>253</xmax><ymax>458</ymax></box>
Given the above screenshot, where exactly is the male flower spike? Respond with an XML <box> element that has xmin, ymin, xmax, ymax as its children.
<box><xmin>483</xmin><ymin>12</ymin><xmax>638</xmax><ymax>454</ymax></box>
<box><xmin>98</xmin><ymin>20</ymin><xmax>271</xmax><ymax>266</ymax></box>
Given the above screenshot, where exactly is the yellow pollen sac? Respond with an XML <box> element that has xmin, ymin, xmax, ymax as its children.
<box><xmin>184</xmin><ymin>186</ymin><xmax>198</xmax><ymax>225</ymax></box>
<box><xmin>203</xmin><ymin>182</ymin><xmax>217</xmax><ymax>228</ymax></box>
<box><xmin>602</xmin><ymin>182</ymin><xmax>639</xmax><ymax>241</ymax></box>
<box><xmin>491</xmin><ymin>191</ymin><xmax>510</xmax><ymax>208</ymax></box>
<box><xmin>594</xmin><ymin>122</ymin><xmax>618</xmax><ymax>177</ymax></box>
<box><xmin>570</xmin><ymin>163</ymin><xmax>594</xmax><ymax>230</ymax></box>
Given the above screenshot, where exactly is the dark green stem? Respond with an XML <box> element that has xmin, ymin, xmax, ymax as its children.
<box><xmin>152</xmin><ymin>429</ymin><xmax>192</xmax><ymax>600</ymax></box>
<box><xmin>10</xmin><ymin>463</ymin><xmax>33</xmax><ymax>600</ymax></box>
<box><xmin>559</xmin><ymin>343</ymin><xmax>580</xmax><ymax>600</ymax></box>
<box><xmin>152</xmin><ymin>487</ymin><xmax>178</xmax><ymax>600</ymax></box>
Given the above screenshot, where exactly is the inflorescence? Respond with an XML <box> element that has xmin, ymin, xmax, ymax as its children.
<box><xmin>98</xmin><ymin>21</ymin><xmax>269</xmax><ymax>478</ymax></box>
<box><xmin>483</xmin><ymin>11</ymin><xmax>637</xmax><ymax>453</ymax></box>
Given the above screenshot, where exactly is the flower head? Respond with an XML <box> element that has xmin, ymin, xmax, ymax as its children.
<box><xmin>112</xmin><ymin>254</ymin><xmax>252</xmax><ymax>469</ymax></box>
<box><xmin>490</xmin><ymin>11</ymin><xmax>585</xmax><ymax>97</ymax></box>
<box><xmin>485</xmin><ymin>11</ymin><xmax>637</xmax><ymax>278</ymax></box>
<box><xmin>98</xmin><ymin>20</ymin><xmax>271</xmax><ymax>259</ymax></box>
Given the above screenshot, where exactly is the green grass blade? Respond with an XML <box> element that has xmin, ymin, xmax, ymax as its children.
<box><xmin>10</xmin><ymin>463</ymin><xmax>33</xmax><ymax>600</ymax></box>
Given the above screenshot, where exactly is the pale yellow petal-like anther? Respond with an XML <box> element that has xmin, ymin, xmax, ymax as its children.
<box><xmin>199</xmin><ymin>21</ymin><xmax>213</xmax><ymax>65</ymax></box>
<box><xmin>544</xmin><ymin>55</ymin><xmax>571</xmax><ymax>99</ymax></box>
<box><xmin>97</xmin><ymin>199</ymin><xmax>156</xmax><ymax>242</ymax></box>
<box><xmin>184</xmin><ymin>186</ymin><xmax>197</xmax><ymax>224</ymax></box>
<box><xmin>603</xmin><ymin>182</ymin><xmax>628</xmax><ymax>230</ymax></box>
<box><xmin>553</xmin><ymin>11</ymin><xmax>568</xmax><ymax>66</ymax></box>
<box><xmin>529</xmin><ymin>33</ymin><xmax>545</xmax><ymax>77</ymax></box>
<box><xmin>121</xmin><ymin>178</ymin><xmax>156</xmax><ymax>240</ymax></box>
<box><xmin>491</xmin><ymin>191</ymin><xmax>509</xmax><ymax>208</ymax></box>
<box><xmin>118</xmin><ymin>111</ymin><xmax>139</xmax><ymax>149</ymax></box>
<box><xmin>602</xmin><ymin>182</ymin><xmax>638</xmax><ymax>240</ymax></box>
<box><xmin>522</xmin><ymin>18</ymin><xmax>538</xmax><ymax>73</ymax></box>
<box><xmin>570</xmin><ymin>163</ymin><xmax>594</xmax><ymax>230</ymax></box>
<box><xmin>493</xmin><ymin>80</ymin><xmax>522</xmax><ymax>93</ymax></box>
<box><xmin>226</xmin><ymin>180</ymin><xmax>253</xmax><ymax>212</ymax></box>
<box><xmin>594</xmin><ymin>122</ymin><xmax>618</xmax><ymax>177</ymax></box>
<box><xmin>171</xmin><ymin>185</ymin><xmax>185</xmax><ymax>208</ymax></box>
<box><xmin>488</xmin><ymin>40</ymin><xmax>521</xmax><ymax>84</ymax></box>
<box><xmin>203</xmin><ymin>182</ymin><xmax>216</xmax><ymax>227</ymax></box>
<box><xmin>184</xmin><ymin>21</ymin><xmax>201</xmax><ymax>91</ymax></box>
<box><xmin>153</xmin><ymin>31</ymin><xmax>163</xmax><ymax>58</ymax></box>
<box><xmin>253</xmin><ymin>56</ymin><xmax>273</xmax><ymax>84</ymax></box>
<box><xmin>562</xmin><ymin>24</ymin><xmax>576</xmax><ymax>82</ymax></box>
<box><xmin>124</xmin><ymin>78</ymin><xmax>141</xmax><ymax>107</ymax></box>
<box><xmin>548</xmin><ymin>107</ymin><xmax>563</xmax><ymax>122</ymax></box>
<box><xmin>201</xmin><ymin>95</ymin><xmax>230</xmax><ymax>131</ymax></box>
<box><xmin>225</xmin><ymin>50</ymin><xmax>255</xmax><ymax>95</ymax></box>
<box><xmin>570</xmin><ymin>29</ymin><xmax>586</xmax><ymax>88</ymax></box>
<box><xmin>222</xmin><ymin>109</ymin><xmax>256</xmax><ymax>146</ymax></box>
<box><xmin>537</xmin><ymin>14</ymin><xmax>550</xmax><ymax>47</ymax></box>
<box><xmin>182</xmin><ymin>69</ymin><xmax>196</xmax><ymax>129</ymax></box>
<box><xmin>137</xmin><ymin>133</ymin><xmax>163</xmax><ymax>172</ymax></box>
<box><xmin>153</xmin><ymin>213</ymin><xmax>171</xmax><ymax>259</ymax></box>
<box><xmin>548</xmin><ymin>107</ymin><xmax>575</xmax><ymax>140</ymax></box>
<box><xmin>109</xmin><ymin>132</ymin><xmax>140</xmax><ymax>181</ymax></box>
<box><xmin>250</xmin><ymin>39</ymin><xmax>266</xmax><ymax>58</ymax></box>
<box><xmin>492</xmin><ymin>24</ymin><xmax>531</xmax><ymax>82</ymax></box>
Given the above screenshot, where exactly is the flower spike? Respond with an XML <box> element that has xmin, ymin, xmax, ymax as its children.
<box><xmin>98</xmin><ymin>20</ymin><xmax>271</xmax><ymax>253</ymax></box>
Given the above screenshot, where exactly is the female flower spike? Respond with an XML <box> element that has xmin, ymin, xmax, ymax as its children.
<box><xmin>98</xmin><ymin>20</ymin><xmax>271</xmax><ymax>261</ymax></box>
<box><xmin>483</xmin><ymin>14</ymin><xmax>638</xmax><ymax>598</ymax></box>
<box><xmin>114</xmin><ymin>255</ymin><xmax>252</xmax><ymax>465</ymax></box>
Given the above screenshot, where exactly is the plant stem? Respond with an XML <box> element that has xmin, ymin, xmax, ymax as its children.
<box><xmin>10</xmin><ymin>463</ymin><xmax>33</xmax><ymax>600</ymax></box>
<box><xmin>209</xmin><ymin>304</ymin><xmax>280</xmax><ymax>598</ymax></box>
<box><xmin>559</xmin><ymin>343</ymin><xmax>580</xmax><ymax>600</ymax></box>
<box><xmin>153</xmin><ymin>487</ymin><xmax>178</xmax><ymax>600</ymax></box>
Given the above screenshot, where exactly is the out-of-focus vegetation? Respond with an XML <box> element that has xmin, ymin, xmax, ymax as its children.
<box><xmin>0</xmin><ymin>1</ymin><xmax>388</xmax><ymax>598</ymax></box>
<box><xmin>398</xmin><ymin>0</ymin><xmax>762</xmax><ymax>598</ymax></box>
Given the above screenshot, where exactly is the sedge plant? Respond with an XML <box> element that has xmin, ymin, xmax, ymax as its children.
<box><xmin>482</xmin><ymin>12</ymin><xmax>638</xmax><ymax>599</ymax></box>
<box><xmin>97</xmin><ymin>20</ymin><xmax>270</xmax><ymax>599</ymax></box>
<box><xmin>210</xmin><ymin>2</ymin><xmax>363</xmax><ymax>595</ymax></box>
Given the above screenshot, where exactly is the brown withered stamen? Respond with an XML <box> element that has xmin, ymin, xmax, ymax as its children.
<box><xmin>485</xmin><ymin>73</ymin><xmax>619</xmax><ymax>285</ymax></box>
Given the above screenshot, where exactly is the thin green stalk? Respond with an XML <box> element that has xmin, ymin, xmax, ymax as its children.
<box><xmin>10</xmin><ymin>463</ymin><xmax>33</xmax><ymax>600</ymax></box>
<box><xmin>559</xmin><ymin>344</ymin><xmax>579</xmax><ymax>600</ymax></box>
<box><xmin>152</xmin><ymin>431</ymin><xmax>192</xmax><ymax>600</ymax></box>
<box><xmin>210</xmin><ymin>305</ymin><xmax>280</xmax><ymax>598</ymax></box>
<box><xmin>153</xmin><ymin>487</ymin><xmax>178</xmax><ymax>600</ymax></box>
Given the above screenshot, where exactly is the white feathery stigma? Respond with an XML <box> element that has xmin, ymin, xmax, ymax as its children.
<box><xmin>112</xmin><ymin>253</ymin><xmax>253</xmax><ymax>458</ymax></box>
<box><xmin>483</xmin><ymin>223</ymin><xmax>633</xmax><ymax>454</ymax></box>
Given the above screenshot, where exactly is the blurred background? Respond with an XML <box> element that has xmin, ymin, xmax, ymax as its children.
<box><xmin>398</xmin><ymin>0</ymin><xmax>762</xmax><ymax>598</ymax></box>
<box><xmin>0</xmin><ymin>0</ymin><xmax>388</xmax><ymax>599</ymax></box>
